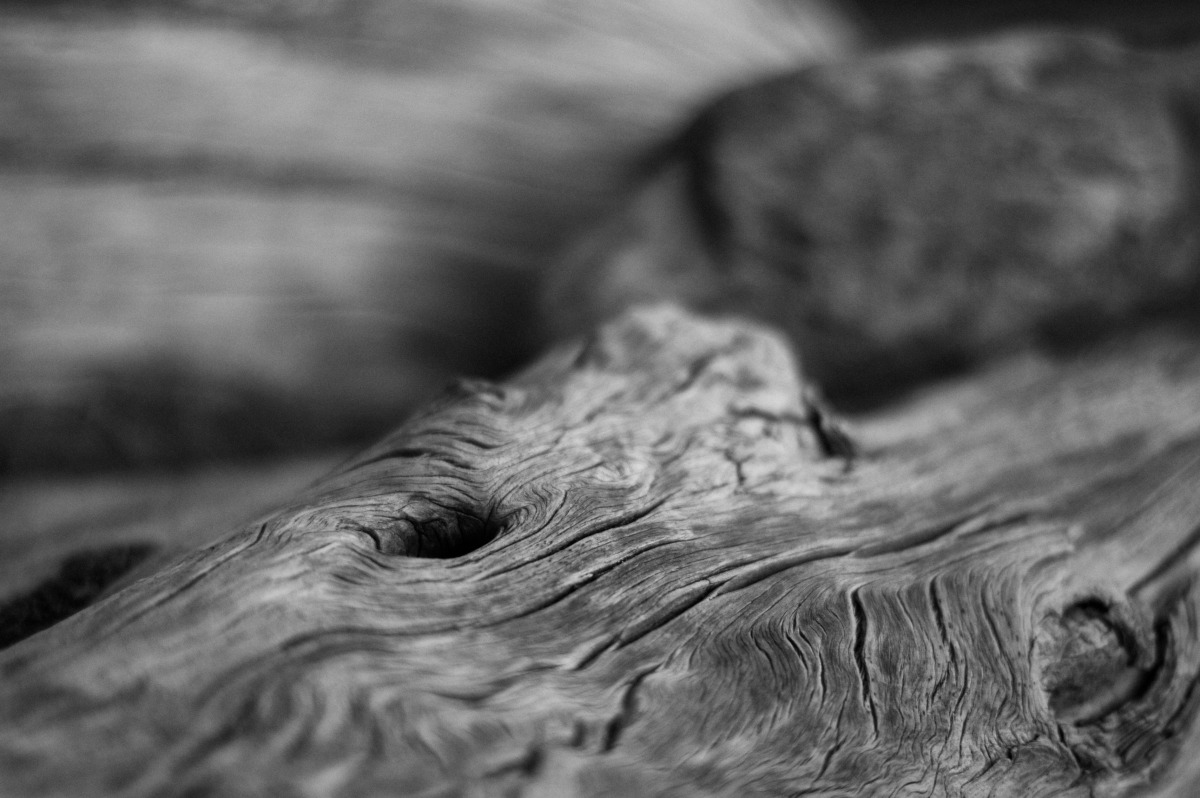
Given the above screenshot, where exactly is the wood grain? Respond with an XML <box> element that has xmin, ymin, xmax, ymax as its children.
<box><xmin>3</xmin><ymin>305</ymin><xmax>1199</xmax><ymax>796</ymax></box>
<box><xmin>5</xmin><ymin>8</ymin><xmax>1200</xmax><ymax>797</ymax></box>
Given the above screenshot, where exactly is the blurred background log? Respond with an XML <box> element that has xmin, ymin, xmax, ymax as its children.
<box><xmin>0</xmin><ymin>0</ymin><xmax>853</xmax><ymax>475</ymax></box>
<box><xmin>5</xmin><ymin>0</ymin><xmax>1199</xmax><ymax>477</ymax></box>
<box><xmin>544</xmin><ymin>31</ymin><xmax>1200</xmax><ymax>409</ymax></box>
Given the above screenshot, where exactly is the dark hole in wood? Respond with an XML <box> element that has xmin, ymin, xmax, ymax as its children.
<box><xmin>0</xmin><ymin>542</ymin><xmax>157</xmax><ymax>650</ymax></box>
<box><xmin>359</xmin><ymin>504</ymin><xmax>502</xmax><ymax>559</ymax></box>
<box><xmin>1040</xmin><ymin>599</ymin><xmax>1160</xmax><ymax>725</ymax></box>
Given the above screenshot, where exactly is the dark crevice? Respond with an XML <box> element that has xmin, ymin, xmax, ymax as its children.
<box><xmin>1055</xmin><ymin>722</ymin><xmax>1101</xmax><ymax>778</ymax></box>
<box><xmin>569</xmin><ymin>720</ymin><xmax>588</xmax><ymax>749</ymax></box>
<box><xmin>728</xmin><ymin>403</ymin><xmax>856</xmax><ymax>463</ymax></box>
<box><xmin>951</xmin><ymin>658</ymin><xmax>971</xmax><ymax>727</ymax></box>
<box><xmin>929</xmin><ymin>578</ymin><xmax>951</xmax><ymax>650</ymax></box>
<box><xmin>850</xmin><ymin>589</ymin><xmax>880</xmax><ymax>736</ymax></box>
<box><xmin>804</xmin><ymin>399</ymin><xmax>857</xmax><ymax>461</ymax></box>
<box><xmin>0</xmin><ymin>543</ymin><xmax>157</xmax><ymax>649</ymax></box>
<box><xmin>570</xmin><ymin>637</ymin><xmax>619</xmax><ymax>672</ymax></box>
<box><xmin>813</xmin><ymin>697</ymin><xmax>849</xmax><ymax>782</ymax></box>
<box><xmin>1042</xmin><ymin>599</ymin><xmax>1163</xmax><ymax>726</ymax></box>
<box><xmin>928</xmin><ymin>576</ymin><xmax>958</xmax><ymax>703</ymax></box>
<box><xmin>483</xmin><ymin>746</ymin><xmax>543</xmax><ymax>779</ymax></box>
<box><xmin>601</xmin><ymin>665</ymin><xmax>661</xmax><ymax>753</ymax></box>
<box><xmin>980</xmin><ymin>588</ymin><xmax>1009</xmax><ymax>657</ymax></box>
<box><xmin>675</xmin><ymin>353</ymin><xmax>720</xmax><ymax>395</ymax></box>
<box><xmin>722</xmin><ymin>447</ymin><xmax>749</xmax><ymax>488</ymax></box>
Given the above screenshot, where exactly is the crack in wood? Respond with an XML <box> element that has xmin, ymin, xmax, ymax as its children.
<box><xmin>929</xmin><ymin>578</ymin><xmax>952</xmax><ymax>655</ymax></box>
<box><xmin>850</xmin><ymin>589</ymin><xmax>880</xmax><ymax>737</ymax></box>
<box><xmin>721</xmin><ymin>446</ymin><xmax>749</xmax><ymax>488</ymax></box>
<box><xmin>927</xmin><ymin>577</ymin><xmax>954</xmax><ymax>705</ymax></box>
<box><xmin>803</xmin><ymin>399</ymin><xmax>856</xmax><ymax>462</ymax></box>
<box><xmin>483</xmin><ymin>744</ymin><xmax>544</xmax><ymax>779</ymax></box>
<box><xmin>602</xmin><ymin>664</ymin><xmax>662</xmax><ymax>753</ymax></box>
<box><xmin>813</xmin><ymin>695</ymin><xmax>850</xmax><ymax>784</ymax></box>
<box><xmin>726</xmin><ymin>404</ymin><xmax>854</xmax><ymax>465</ymax></box>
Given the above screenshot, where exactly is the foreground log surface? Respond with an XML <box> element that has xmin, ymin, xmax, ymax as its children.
<box><xmin>2</xmin><ymin>305</ymin><xmax>1199</xmax><ymax>797</ymax></box>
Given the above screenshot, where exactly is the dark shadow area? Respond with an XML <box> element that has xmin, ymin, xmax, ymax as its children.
<box><xmin>851</xmin><ymin>0</ymin><xmax>1200</xmax><ymax>47</ymax></box>
<box><xmin>0</xmin><ymin>542</ymin><xmax>157</xmax><ymax>649</ymax></box>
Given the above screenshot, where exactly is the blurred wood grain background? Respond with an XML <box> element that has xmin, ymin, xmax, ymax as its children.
<box><xmin>0</xmin><ymin>0</ymin><xmax>852</xmax><ymax>475</ymax></box>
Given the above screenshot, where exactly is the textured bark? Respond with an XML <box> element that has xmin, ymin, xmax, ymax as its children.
<box><xmin>5</xmin><ymin>11</ymin><xmax>1200</xmax><ymax>798</ymax></box>
<box><xmin>0</xmin><ymin>455</ymin><xmax>340</xmax><ymax>645</ymax></box>
<box><xmin>2</xmin><ymin>305</ymin><xmax>1199</xmax><ymax>797</ymax></box>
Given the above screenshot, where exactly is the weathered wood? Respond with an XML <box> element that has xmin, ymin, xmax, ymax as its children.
<box><xmin>5</xmin><ymin>13</ymin><xmax>1200</xmax><ymax>798</ymax></box>
<box><xmin>0</xmin><ymin>455</ymin><xmax>340</xmax><ymax>611</ymax></box>
<box><xmin>2</xmin><ymin>305</ymin><xmax>1199</xmax><ymax>796</ymax></box>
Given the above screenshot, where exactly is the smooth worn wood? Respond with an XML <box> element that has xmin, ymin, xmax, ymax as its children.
<box><xmin>2</xmin><ymin>305</ymin><xmax>1199</xmax><ymax>796</ymax></box>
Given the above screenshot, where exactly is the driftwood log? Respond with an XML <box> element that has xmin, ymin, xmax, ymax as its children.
<box><xmin>3</xmin><ymin>304</ymin><xmax>1200</xmax><ymax>796</ymax></box>
<box><xmin>6</xmin><ymin>10</ymin><xmax>1200</xmax><ymax>798</ymax></box>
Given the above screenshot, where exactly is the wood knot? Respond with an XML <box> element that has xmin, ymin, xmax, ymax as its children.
<box><xmin>1036</xmin><ymin>599</ymin><xmax>1159</xmax><ymax>726</ymax></box>
<box><xmin>347</xmin><ymin>498</ymin><xmax>501</xmax><ymax>559</ymax></box>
